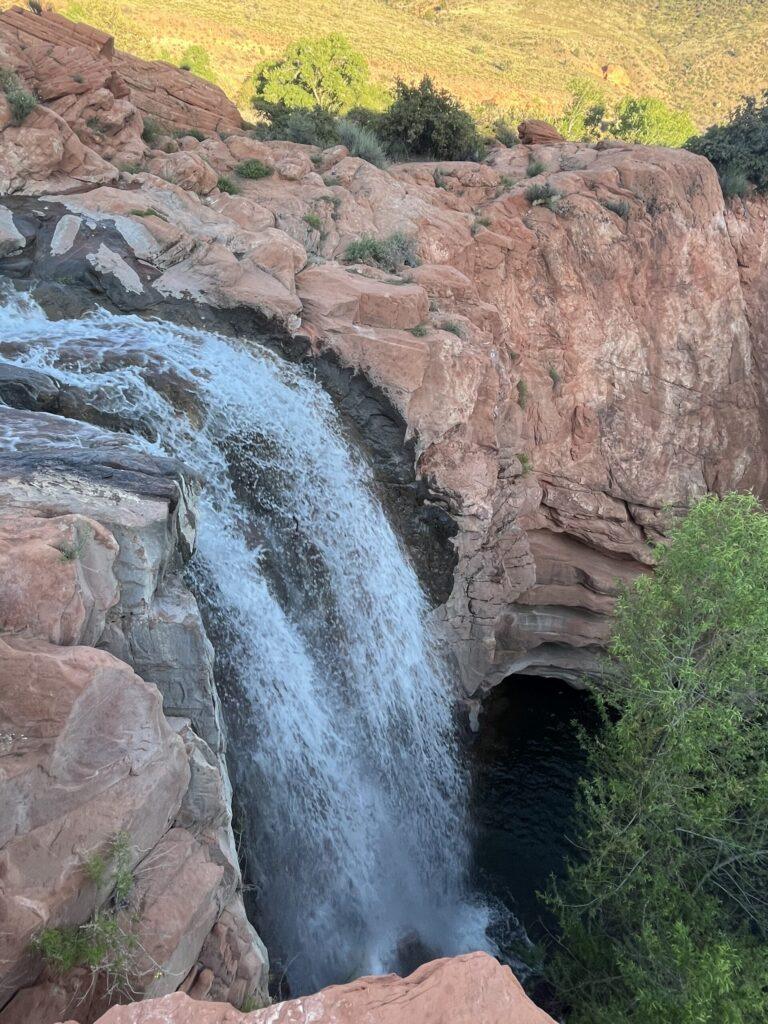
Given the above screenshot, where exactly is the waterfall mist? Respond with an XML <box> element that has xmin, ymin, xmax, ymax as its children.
<box><xmin>0</xmin><ymin>294</ymin><xmax>492</xmax><ymax>994</ymax></box>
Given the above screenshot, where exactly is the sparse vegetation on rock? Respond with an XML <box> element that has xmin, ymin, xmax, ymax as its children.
<box><xmin>343</xmin><ymin>231</ymin><xmax>419</xmax><ymax>271</ymax></box>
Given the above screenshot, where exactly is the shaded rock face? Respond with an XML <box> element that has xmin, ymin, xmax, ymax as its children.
<box><xmin>0</xmin><ymin>410</ymin><xmax>268</xmax><ymax>1023</ymax></box>
<box><xmin>73</xmin><ymin>952</ymin><xmax>555</xmax><ymax>1024</ymax></box>
<box><xmin>2</xmin><ymin>12</ymin><xmax>768</xmax><ymax>696</ymax></box>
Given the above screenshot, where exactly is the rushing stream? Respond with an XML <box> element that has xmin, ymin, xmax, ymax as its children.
<box><xmin>0</xmin><ymin>293</ymin><xmax>492</xmax><ymax>994</ymax></box>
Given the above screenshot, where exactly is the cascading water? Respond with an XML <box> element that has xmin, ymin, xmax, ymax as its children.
<box><xmin>0</xmin><ymin>293</ymin><xmax>492</xmax><ymax>994</ymax></box>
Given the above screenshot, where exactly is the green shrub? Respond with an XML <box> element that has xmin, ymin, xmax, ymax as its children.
<box><xmin>175</xmin><ymin>127</ymin><xmax>206</xmax><ymax>142</ymax></box>
<box><xmin>256</xmin><ymin>104</ymin><xmax>339</xmax><ymax>146</ymax></box>
<box><xmin>303</xmin><ymin>212</ymin><xmax>322</xmax><ymax>230</ymax></box>
<box><xmin>410</xmin><ymin>323</ymin><xmax>428</xmax><ymax>337</ymax></box>
<box><xmin>0</xmin><ymin>68</ymin><xmax>38</xmax><ymax>124</ymax></box>
<box><xmin>217</xmin><ymin>176</ymin><xmax>239</xmax><ymax>195</ymax></box>
<box><xmin>498</xmin><ymin>174</ymin><xmax>516</xmax><ymax>190</ymax></box>
<box><xmin>609</xmin><ymin>95</ymin><xmax>696</xmax><ymax>147</ymax></box>
<box><xmin>440</xmin><ymin>320</ymin><xmax>463</xmax><ymax>337</ymax></box>
<box><xmin>517</xmin><ymin>378</ymin><xmax>528</xmax><ymax>408</ymax></box>
<box><xmin>556</xmin><ymin>76</ymin><xmax>606</xmax><ymax>141</ymax></box>
<box><xmin>178</xmin><ymin>44</ymin><xmax>216</xmax><ymax>83</ymax></box>
<box><xmin>526</xmin><ymin>157</ymin><xmax>545</xmax><ymax>177</ymax></box>
<box><xmin>235</xmin><ymin>159</ymin><xmax>273</xmax><ymax>179</ymax></box>
<box><xmin>517</xmin><ymin>452</ymin><xmax>533</xmax><ymax>474</ymax></box>
<box><xmin>719</xmin><ymin>166</ymin><xmax>750</xmax><ymax>199</ymax></box>
<box><xmin>343</xmin><ymin>232</ymin><xmax>419</xmax><ymax>272</ymax></box>
<box><xmin>141</xmin><ymin>116</ymin><xmax>163</xmax><ymax>147</ymax></box>
<box><xmin>336</xmin><ymin>117</ymin><xmax>388</xmax><ymax>167</ymax></box>
<box><xmin>548</xmin><ymin>365</ymin><xmax>560</xmax><ymax>386</ymax></box>
<box><xmin>492</xmin><ymin>118</ymin><xmax>518</xmax><ymax>146</ymax></box>
<box><xmin>686</xmin><ymin>90</ymin><xmax>768</xmax><ymax>195</ymax></box>
<box><xmin>378</xmin><ymin>76</ymin><xmax>481</xmax><ymax>161</ymax></box>
<box><xmin>525</xmin><ymin>183</ymin><xmax>559</xmax><ymax>209</ymax></box>
<box><xmin>546</xmin><ymin>492</ymin><xmax>768</xmax><ymax>1024</ymax></box>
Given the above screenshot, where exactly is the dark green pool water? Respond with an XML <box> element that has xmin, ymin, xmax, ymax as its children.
<box><xmin>470</xmin><ymin>674</ymin><xmax>599</xmax><ymax>946</ymax></box>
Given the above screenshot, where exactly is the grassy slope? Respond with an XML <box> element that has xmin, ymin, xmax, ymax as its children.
<box><xmin>27</xmin><ymin>0</ymin><xmax>768</xmax><ymax>126</ymax></box>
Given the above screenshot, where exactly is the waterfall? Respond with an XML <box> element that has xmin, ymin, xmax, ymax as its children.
<box><xmin>0</xmin><ymin>293</ymin><xmax>491</xmax><ymax>994</ymax></box>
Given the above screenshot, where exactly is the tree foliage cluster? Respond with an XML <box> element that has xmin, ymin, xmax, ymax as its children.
<box><xmin>556</xmin><ymin>75</ymin><xmax>696</xmax><ymax>147</ymax></box>
<box><xmin>547</xmin><ymin>493</ymin><xmax>768</xmax><ymax>1024</ymax></box>
<box><xmin>686</xmin><ymin>90</ymin><xmax>768</xmax><ymax>197</ymax></box>
<box><xmin>243</xmin><ymin>38</ymin><xmax>697</xmax><ymax>162</ymax></box>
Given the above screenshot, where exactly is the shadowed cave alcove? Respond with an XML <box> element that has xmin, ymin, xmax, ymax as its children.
<box><xmin>469</xmin><ymin>673</ymin><xmax>600</xmax><ymax>948</ymax></box>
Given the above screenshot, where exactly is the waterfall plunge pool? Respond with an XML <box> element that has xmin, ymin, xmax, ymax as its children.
<box><xmin>470</xmin><ymin>674</ymin><xmax>600</xmax><ymax>953</ymax></box>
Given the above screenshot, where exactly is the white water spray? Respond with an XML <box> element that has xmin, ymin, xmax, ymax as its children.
<box><xmin>0</xmin><ymin>294</ymin><xmax>491</xmax><ymax>994</ymax></box>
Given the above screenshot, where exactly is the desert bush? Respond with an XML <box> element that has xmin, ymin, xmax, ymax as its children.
<box><xmin>303</xmin><ymin>212</ymin><xmax>322</xmax><ymax>230</ymax></box>
<box><xmin>343</xmin><ymin>232</ymin><xmax>419</xmax><ymax>271</ymax></box>
<box><xmin>0</xmin><ymin>68</ymin><xmax>37</xmax><ymax>124</ymax></box>
<box><xmin>216</xmin><ymin>176</ymin><xmax>239</xmax><ymax>194</ymax></box>
<box><xmin>410</xmin><ymin>323</ymin><xmax>428</xmax><ymax>337</ymax></box>
<box><xmin>140</xmin><ymin>116</ymin><xmax>164</xmax><ymax>146</ymax></box>
<box><xmin>525</xmin><ymin>182</ymin><xmax>559</xmax><ymax>209</ymax></box>
<box><xmin>517</xmin><ymin>378</ymin><xmax>528</xmax><ymax>408</ymax></box>
<box><xmin>526</xmin><ymin>157</ymin><xmax>545</xmax><ymax>176</ymax></box>
<box><xmin>377</xmin><ymin>76</ymin><xmax>481</xmax><ymax>161</ymax></box>
<box><xmin>686</xmin><ymin>90</ymin><xmax>768</xmax><ymax>195</ymax></box>
<box><xmin>440</xmin><ymin>320</ymin><xmax>463</xmax><ymax>336</ymax></box>
<box><xmin>235</xmin><ymin>158</ymin><xmax>273</xmax><ymax>179</ymax></box>
<box><xmin>336</xmin><ymin>117</ymin><xmax>388</xmax><ymax>167</ymax></box>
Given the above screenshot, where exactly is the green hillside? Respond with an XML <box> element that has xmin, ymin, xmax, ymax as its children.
<box><xmin>37</xmin><ymin>0</ymin><xmax>768</xmax><ymax>127</ymax></box>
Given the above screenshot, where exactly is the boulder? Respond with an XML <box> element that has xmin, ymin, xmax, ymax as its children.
<box><xmin>72</xmin><ymin>952</ymin><xmax>555</xmax><ymax>1023</ymax></box>
<box><xmin>517</xmin><ymin>119</ymin><xmax>565</xmax><ymax>144</ymax></box>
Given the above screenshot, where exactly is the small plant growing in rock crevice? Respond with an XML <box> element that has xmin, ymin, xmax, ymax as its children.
<box><xmin>303</xmin><ymin>212</ymin><xmax>323</xmax><ymax>231</ymax></box>
<box><xmin>343</xmin><ymin>232</ymin><xmax>419</xmax><ymax>272</ymax></box>
<box><xmin>525</xmin><ymin>183</ymin><xmax>559</xmax><ymax>210</ymax></box>
<box><xmin>517</xmin><ymin>378</ymin><xmax>528</xmax><ymax>408</ymax></box>
<box><xmin>58</xmin><ymin>524</ymin><xmax>92</xmax><ymax>563</ymax></box>
<box><xmin>216</xmin><ymin>176</ymin><xmax>239</xmax><ymax>195</ymax></box>
<box><xmin>517</xmin><ymin>452</ymin><xmax>533</xmax><ymax>475</ymax></box>
<box><xmin>548</xmin><ymin>365</ymin><xmax>561</xmax><ymax>387</ymax></box>
<box><xmin>440</xmin><ymin>320</ymin><xmax>464</xmax><ymax>337</ymax></box>
<box><xmin>409</xmin><ymin>323</ymin><xmax>428</xmax><ymax>337</ymax></box>
<box><xmin>140</xmin><ymin>116</ymin><xmax>164</xmax><ymax>147</ymax></box>
<box><xmin>33</xmin><ymin>832</ymin><xmax>142</xmax><ymax>999</ymax></box>
<box><xmin>526</xmin><ymin>157</ymin><xmax>545</xmax><ymax>177</ymax></box>
<box><xmin>235</xmin><ymin>158</ymin><xmax>273</xmax><ymax>180</ymax></box>
<box><xmin>0</xmin><ymin>68</ymin><xmax>38</xmax><ymax>124</ymax></box>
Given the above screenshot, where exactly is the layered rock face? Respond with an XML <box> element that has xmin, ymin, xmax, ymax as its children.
<box><xmin>70</xmin><ymin>953</ymin><xmax>555</xmax><ymax>1024</ymax></box>
<box><xmin>3</xmin><ymin>31</ymin><xmax>767</xmax><ymax>692</ymax></box>
<box><xmin>0</xmin><ymin>405</ymin><xmax>268</xmax><ymax>1023</ymax></box>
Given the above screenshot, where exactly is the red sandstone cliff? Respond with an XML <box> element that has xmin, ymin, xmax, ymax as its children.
<box><xmin>1</xmin><ymin>13</ymin><xmax>768</xmax><ymax>1022</ymax></box>
<box><xmin>2</xmin><ymin>12</ymin><xmax>766</xmax><ymax>694</ymax></box>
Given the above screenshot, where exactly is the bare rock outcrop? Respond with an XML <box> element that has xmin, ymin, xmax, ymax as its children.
<box><xmin>73</xmin><ymin>952</ymin><xmax>554</xmax><ymax>1024</ymax></box>
<box><xmin>0</xmin><ymin>410</ymin><xmax>268</xmax><ymax>1022</ymax></box>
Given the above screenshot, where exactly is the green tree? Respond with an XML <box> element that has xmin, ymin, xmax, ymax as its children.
<box><xmin>686</xmin><ymin>90</ymin><xmax>768</xmax><ymax>196</ymax></box>
<box><xmin>557</xmin><ymin>76</ymin><xmax>606</xmax><ymax>141</ymax></box>
<box><xmin>179</xmin><ymin>44</ymin><xmax>217</xmax><ymax>83</ymax></box>
<box><xmin>249</xmin><ymin>34</ymin><xmax>372</xmax><ymax>114</ymax></box>
<box><xmin>378</xmin><ymin>76</ymin><xmax>481</xmax><ymax>160</ymax></box>
<box><xmin>547</xmin><ymin>493</ymin><xmax>768</xmax><ymax>1024</ymax></box>
<box><xmin>609</xmin><ymin>95</ymin><xmax>696</xmax><ymax>147</ymax></box>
